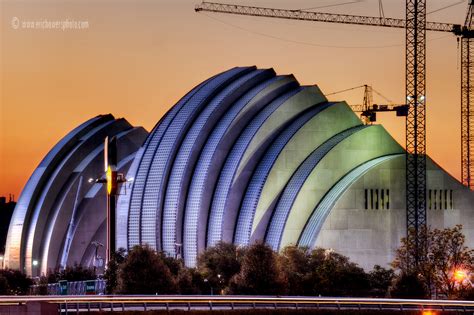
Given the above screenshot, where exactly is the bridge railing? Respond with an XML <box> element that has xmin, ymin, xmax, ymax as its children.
<box><xmin>0</xmin><ymin>296</ymin><xmax>473</xmax><ymax>313</ymax></box>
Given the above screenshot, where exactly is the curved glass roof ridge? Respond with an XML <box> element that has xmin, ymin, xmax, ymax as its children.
<box><xmin>203</xmin><ymin>87</ymin><xmax>304</xmax><ymax>259</ymax></box>
<box><xmin>134</xmin><ymin>67</ymin><xmax>253</xmax><ymax>249</ymax></box>
<box><xmin>49</xmin><ymin>129</ymin><xmax>139</xmax><ymax>273</ymax></box>
<box><xmin>40</xmin><ymin>115</ymin><xmax>110</xmax><ymax>168</ymax></box>
<box><xmin>162</xmin><ymin>68</ymin><xmax>272</xmax><ymax>255</ymax></box>
<box><xmin>127</xmin><ymin>75</ymin><xmax>210</xmax><ymax>248</ymax></box>
<box><xmin>5</xmin><ymin>115</ymin><xmax>112</xmax><ymax>270</ymax></box>
<box><xmin>170</xmin><ymin>76</ymin><xmax>292</xmax><ymax>257</ymax></box>
<box><xmin>298</xmin><ymin>154</ymin><xmax>403</xmax><ymax>248</ymax></box>
<box><xmin>25</xmin><ymin>119</ymin><xmax>127</xmax><ymax>274</ymax></box>
<box><xmin>234</xmin><ymin>103</ymin><xmax>334</xmax><ymax>246</ymax></box>
<box><xmin>265</xmin><ymin>124</ymin><xmax>368</xmax><ymax>251</ymax></box>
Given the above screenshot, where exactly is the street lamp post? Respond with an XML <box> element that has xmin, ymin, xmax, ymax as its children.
<box><xmin>32</xmin><ymin>260</ymin><xmax>39</xmax><ymax>278</ymax></box>
<box><xmin>93</xmin><ymin>137</ymin><xmax>127</xmax><ymax>267</ymax></box>
<box><xmin>174</xmin><ymin>243</ymin><xmax>182</xmax><ymax>260</ymax></box>
<box><xmin>91</xmin><ymin>241</ymin><xmax>104</xmax><ymax>274</ymax></box>
<box><xmin>217</xmin><ymin>274</ymin><xmax>224</xmax><ymax>295</ymax></box>
<box><xmin>204</xmin><ymin>279</ymin><xmax>213</xmax><ymax>295</ymax></box>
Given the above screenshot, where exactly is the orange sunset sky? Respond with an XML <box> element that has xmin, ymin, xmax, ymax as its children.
<box><xmin>0</xmin><ymin>0</ymin><xmax>467</xmax><ymax>198</ymax></box>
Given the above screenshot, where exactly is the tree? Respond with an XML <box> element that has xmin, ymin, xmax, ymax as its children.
<box><xmin>161</xmin><ymin>253</ymin><xmax>184</xmax><ymax>277</ymax></box>
<box><xmin>35</xmin><ymin>276</ymin><xmax>50</xmax><ymax>295</ymax></box>
<box><xmin>0</xmin><ymin>275</ymin><xmax>9</xmax><ymax>295</ymax></box>
<box><xmin>197</xmin><ymin>241</ymin><xmax>241</xmax><ymax>293</ymax></box>
<box><xmin>228</xmin><ymin>242</ymin><xmax>287</xmax><ymax>295</ymax></box>
<box><xmin>157</xmin><ymin>251</ymin><xmax>204</xmax><ymax>295</ymax></box>
<box><xmin>368</xmin><ymin>265</ymin><xmax>395</xmax><ymax>298</ymax></box>
<box><xmin>390</xmin><ymin>272</ymin><xmax>428</xmax><ymax>299</ymax></box>
<box><xmin>118</xmin><ymin>245</ymin><xmax>176</xmax><ymax>294</ymax></box>
<box><xmin>0</xmin><ymin>269</ymin><xmax>33</xmax><ymax>295</ymax></box>
<box><xmin>104</xmin><ymin>262</ymin><xmax>118</xmax><ymax>294</ymax></box>
<box><xmin>304</xmin><ymin>248</ymin><xmax>370</xmax><ymax>297</ymax></box>
<box><xmin>45</xmin><ymin>269</ymin><xmax>58</xmax><ymax>284</ymax></box>
<box><xmin>279</xmin><ymin>245</ymin><xmax>311</xmax><ymax>295</ymax></box>
<box><xmin>177</xmin><ymin>267</ymin><xmax>204</xmax><ymax>295</ymax></box>
<box><xmin>57</xmin><ymin>264</ymin><xmax>96</xmax><ymax>282</ymax></box>
<box><xmin>459</xmin><ymin>285</ymin><xmax>474</xmax><ymax>301</ymax></box>
<box><xmin>104</xmin><ymin>248</ymin><xmax>126</xmax><ymax>294</ymax></box>
<box><xmin>392</xmin><ymin>225</ymin><xmax>474</xmax><ymax>299</ymax></box>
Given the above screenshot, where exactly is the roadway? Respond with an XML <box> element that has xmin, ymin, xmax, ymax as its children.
<box><xmin>0</xmin><ymin>295</ymin><xmax>474</xmax><ymax>313</ymax></box>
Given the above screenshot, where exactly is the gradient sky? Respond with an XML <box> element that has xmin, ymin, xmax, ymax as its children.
<box><xmin>0</xmin><ymin>0</ymin><xmax>467</xmax><ymax>198</ymax></box>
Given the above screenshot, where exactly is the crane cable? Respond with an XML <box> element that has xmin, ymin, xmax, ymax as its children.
<box><xmin>372</xmin><ymin>87</ymin><xmax>393</xmax><ymax>103</ymax></box>
<box><xmin>326</xmin><ymin>85</ymin><xmax>366</xmax><ymax>96</ymax></box>
<box><xmin>428</xmin><ymin>0</ymin><xmax>465</xmax><ymax>15</ymax></box>
<box><xmin>326</xmin><ymin>85</ymin><xmax>394</xmax><ymax>104</ymax></box>
<box><xmin>296</xmin><ymin>0</ymin><xmax>365</xmax><ymax>12</ymax></box>
<box><xmin>200</xmin><ymin>12</ymin><xmax>404</xmax><ymax>49</ymax></box>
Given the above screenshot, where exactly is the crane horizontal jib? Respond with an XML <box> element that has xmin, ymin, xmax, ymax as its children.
<box><xmin>196</xmin><ymin>2</ymin><xmax>459</xmax><ymax>33</ymax></box>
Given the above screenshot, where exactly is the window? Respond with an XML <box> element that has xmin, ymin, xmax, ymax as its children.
<box><xmin>450</xmin><ymin>190</ymin><xmax>453</xmax><ymax>209</ymax></box>
<box><xmin>381</xmin><ymin>189</ymin><xmax>385</xmax><ymax>210</ymax></box>
<box><xmin>428</xmin><ymin>189</ymin><xmax>454</xmax><ymax>210</ymax></box>
<box><xmin>375</xmin><ymin>189</ymin><xmax>379</xmax><ymax>209</ymax></box>
<box><xmin>364</xmin><ymin>189</ymin><xmax>368</xmax><ymax>209</ymax></box>
<box><xmin>439</xmin><ymin>189</ymin><xmax>442</xmax><ymax>210</ymax></box>
<box><xmin>371</xmin><ymin>189</ymin><xmax>374</xmax><ymax>209</ymax></box>
<box><xmin>364</xmin><ymin>188</ymin><xmax>390</xmax><ymax>210</ymax></box>
<box><xmin>444</xmin><ymin>190</ymin><xmax>448</xmax><ymax>210</ymax></box>
<box><xmin>429</xmin><ymin>189</ymin><xmax>432</xmax><ymax>210</ymax></box>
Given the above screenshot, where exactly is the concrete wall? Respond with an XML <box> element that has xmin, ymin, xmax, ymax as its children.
<box><xmin>315</xmin><ymin>155</ymin><xmax>474</xmax><ymax>271</ymax></box>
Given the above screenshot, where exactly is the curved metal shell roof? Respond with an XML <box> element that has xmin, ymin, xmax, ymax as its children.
<box><xmin>120</xmin><ymin>66</ymin><xmax>403</xmax><ymax>266</ymax></box>
<box><xmin>7</xmin><ymin>66</ymin><xmax>408</xmax><ymax>273</ymax></box>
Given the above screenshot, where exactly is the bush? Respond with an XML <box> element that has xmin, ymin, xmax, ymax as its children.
<box><xmin>390</xmin><ymin>273</ymin><xmax>428</xmax><ymax>299</ymax></box>
<box><xmin>368</xmin><ymin>265</ymin><xmax>395</xmax><ymax>297</ymax></box>
<box><xmin>279</xmin><ymin>246</ymin><xmax>311</xmax><ymax>296</ymax></box>
<box><xmin>118</xmin><ymin>245</ymin><xmax>177</xmax><ymax>294</ymax></box>
<box><xmin>304</xmin><ymin>248</ymin><xmax>370</xmax><ymax>297</ymax></box>
<box><xmin>228</xmin><ymin>243</ymin><xmax>287</xmax><ymax>295</ymax></box>
<box><xmin>104</xmin><ymin>248</ymin><xmax>127</xmax><ymax>294</ymax></box>
<box><xmin>0</xmin><ymin>269</ymin><xmax>32</xmax><ymax>295</ymax></box>
<box><xmin>197</xmin><ymin>242</ymin><xmax>241</xmax><ymax>292</ymax></box>
<box><xmin>58</xmin><ymin>264</ymin><xmax>96</xmax><ymax>282</ymax></box>
<box><xmin>177</xmin><ymin>267</ymin><xmax>204</xmax><ymax>295</ymax></box>
<box><xmin>0</xmin><ymin>275</ymin><xmax>9</xmax><ymax>294</ymax></box>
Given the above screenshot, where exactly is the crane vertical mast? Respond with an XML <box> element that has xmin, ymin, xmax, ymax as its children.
<box><xmin>363</xmin><ymin>84</ymin><xmax>373</xmax><ymax>114</ymax></box>
<box><xmin>405</xmin><ymin>0</ymin><xmax>427</xmax><ymax>265</ymax></box>
<box><xmin>462</xmin><ymin>1</ymin><xmax>474</xmax><ymax>190</ymax></box>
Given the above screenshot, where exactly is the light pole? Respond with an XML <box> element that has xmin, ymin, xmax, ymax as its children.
<box><xmin>174</xmin><ymin>243</ymin><xmax>182</xmax><ymax>260</ymax></box>
<box><xmin>217</xmin><ymin>274</ymin><xmax>224</xmax><ymax>295</ymax></box>
<box><xmin>32</xmin><ymin>260</ymin><xmax>39</xmax><ymax>278</ymax></box>
<box><xmin>93</xmin><ymin>136</ymin><xmax>127</xmax><ymax>267</ymax></box>
<box><xmin>204</xmin><ymin>278</ymin><xmax>213</xmax><ymax>295</ymax></box>
<box><xmin>91</xmin><ymin>241</ymin><xmax>104</xmax><ymax>274</ymax></box>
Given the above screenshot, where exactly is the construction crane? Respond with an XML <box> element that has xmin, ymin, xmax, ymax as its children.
<box><xmin>195</xmin><ymin>1</ymin><xmax>473</xmax><ymax>188</ymax></box>
<box><xmin>327</xmin><ymin>84</ymin><xmax>408</xmax><ymax>124</ymax></box>
<box><xmin>462</xmin><ymin>2</ymin><xmax>474</xmax><ymax>190</ymax></box>
<box><xmin>195</xmin><ymin>1</ymin><xmax>474</xmax><ymax>266</ymax></box>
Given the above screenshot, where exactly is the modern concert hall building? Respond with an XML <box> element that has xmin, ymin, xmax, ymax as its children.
<box><xmin>5</xmin><ymin>66</ymin><xmax>474</xmax><ymax>275</ymax></box>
